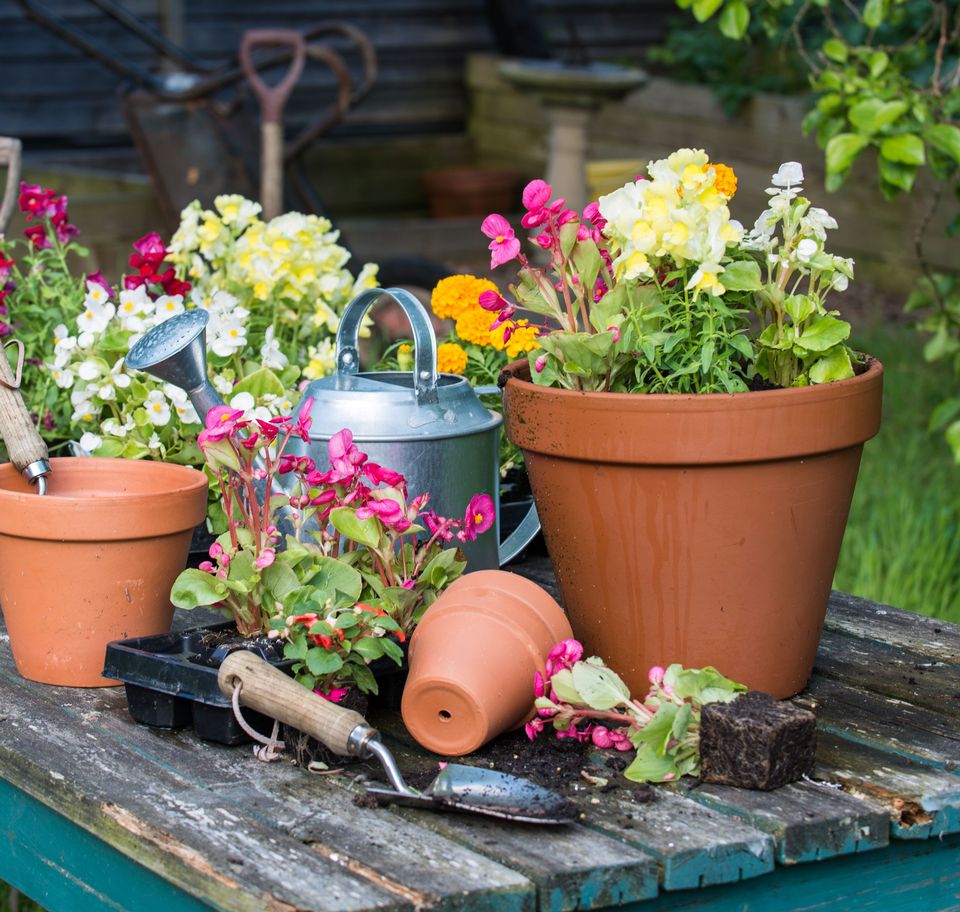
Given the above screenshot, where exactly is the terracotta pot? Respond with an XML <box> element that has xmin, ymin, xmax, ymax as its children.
<box><xmin>421</xmin><ymin>167</ymin><xmax>519</xmax><ymax>219</ymax></box>
<box><xmin>0</xmin><ymin>457</ymin><xmax>208</xmax><ymax>687</ymax></box>
<box><xmin>401</xmin><ymin>570</ymin><xmax>572</xmax><ymax>755</ymax></box>
<box><xmin>502</xmin><ymin>359</ymin><xmax>883</xmax><ymax>699</ymax></box>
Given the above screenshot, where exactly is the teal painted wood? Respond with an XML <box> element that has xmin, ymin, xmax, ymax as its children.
<box><xmin>617</xmin><ymin>832</ymin><xmax>960</xmax><ymax>912</ymax></box>
<box><xmin>0</xmin><ymin>777</ymin><xmax>217</xmax><ymax>912</ymax></box>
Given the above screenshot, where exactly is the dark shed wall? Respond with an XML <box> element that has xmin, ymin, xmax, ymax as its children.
<box><xmin>0</xmin><ymin>0</ymin><xmax>675</xmax><ymax>146</ymax></box>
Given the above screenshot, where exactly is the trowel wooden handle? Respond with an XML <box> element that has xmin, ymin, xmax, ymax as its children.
<box><xmin>0</xmin><ymin>341</ymin><xmax>48</xmax><ymax>472</ymax></box>
<box><xmin>218</xmin><ymin>651</ymin><xmax>371</xmax><ymax>757</ymax></box>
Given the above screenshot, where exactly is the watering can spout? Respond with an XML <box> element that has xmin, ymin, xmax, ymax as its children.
<box><xmin>125</xmin><ymin>309</ymin><xmax>225</xmax><ymax>422</ymax></box>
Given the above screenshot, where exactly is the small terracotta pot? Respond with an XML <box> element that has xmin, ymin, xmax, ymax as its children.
<box><xmin>0</xmin><ymin>457</ymin><xmax>207</xmax><ymax>687</ymax></box>
<box><xmin>502</xmin><ymin>359</ymin><xmax>884</xmax><ymax>699</ymax></box>
<box><xmin>401</xmin><ymin>570</ymin><xmax>572</xmax><ymax>755</ymax></box>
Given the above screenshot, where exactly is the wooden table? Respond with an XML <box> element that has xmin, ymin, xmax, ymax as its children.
<box><xmin>2</xmin><ymin>555</ymin><xmax>960</xmax><ymax>912</ymax></box>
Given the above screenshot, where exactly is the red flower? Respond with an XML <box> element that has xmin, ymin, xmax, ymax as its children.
<box><xmin>18</xmin><ymin>182</ymin><xmax>58</xmax><ymax>221</ymax></box>
<box><xmin>24</xmin><ymin>224</ymin><xmax>50</xmax><ymax>250</ymax></box>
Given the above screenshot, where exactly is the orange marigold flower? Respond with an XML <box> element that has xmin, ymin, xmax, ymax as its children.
<box><xmin>455</xmin><ymin>305</ymin><xmax>495</xmax><ymax>346</ymax></box>
<box><xmin>708</xmin><ymin>163</ymin><xmax>737</xmax><ymax>199</ymax></box>
<box><xmin>436</xmin><ymin>341</ymin><xmax>468</xmax><ymax>375</ymax></box>
<box><xmin>431</xmin><ymin>274</ymin><xmax>499</xmax><ymax>321</ymax></box>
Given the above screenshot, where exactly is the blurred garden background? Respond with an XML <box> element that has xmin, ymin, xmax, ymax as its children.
<box><xmin>0</xmin><ymin>0</ymin><xmax>958</xmax><ymax>630</ymax></box>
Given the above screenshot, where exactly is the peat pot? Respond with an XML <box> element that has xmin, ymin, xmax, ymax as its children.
<box><xmin>501</xmin><ymin>359</ymin><xmax>884</xmax><ymax>699</ymax></box>
<box><xmin>0</xmin><ymin>458</ymin><xmax>207</xmax><ymax>687</ymax></box>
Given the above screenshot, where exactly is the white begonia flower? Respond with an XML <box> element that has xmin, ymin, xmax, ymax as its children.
<box><xmin>832</xmin><ymin>274</ymin><xmax>850</xmax><ymax>292</ymax></box>
<box><xmin>212</xmin><ymin>374</ymin><xmax>234</xmax><ymax>396</ymax></box>
<box><xmin>98</xmin><ymin>383</ymin><xmax>116</xmax><ymax>401</ymax></box>
<box><xmin>148</xmin><ymin>432</ymin><xmax>163</xmax><ymax>450</ymax></box>
<box><xmin>84</xmin><ymin>281</ymin><xmax>111</xmax><ymax>307</ymax></box>
<box><xmin>796</xmin><ymin>238</ymin><xmax>818</xmax><ymax>263</ymax></box>
<box><xmin>79</xmin><ymin>432</ymin><xmax>102</xmax><ymax>454</ymax></box>
<box><xmin>78</xmin><ymin>331</ymin><xmax>95</xmax><ymax>349</ymax></box>
<box><xmin>49</xmin><ymin>365</ymin><xmax>75</xmax><ymax>389</ymax></box>
<box><xmin>770</xmin><ymin>162</ymin><xmax>804</xmax><ymax>189</ymax></box>
<box><xmin>153</xmin><ymin>295</ymin><xmax>186</xmax><ymax>323</ymax></box>
<box><xmin>76</xmin><ymin>297</ymin><xmax>115</xmax><ymax>335</ymax></box>
<box><xmin>260</xmin><ymin>326</ymin><xmax>288</xmax><ymax>370</ymax></box>
<box><xmin>53</xmin><ymin>323</ymin><xmax>75</xmax><ymax>350</ymax></box>
<box><xmin>72</xmin><ymin>399</ymin><xmax>96</xmax><ymax>423</ymax></box>
<box><xmin>77</xmin><ymin>359</ymin><xmax>102</xmax><ymax>382</ymax></box>
<box><xmin>102</xmin><ymin>418</ymin><xmax>127</xmax><ymax>438</ymax></box>
<box><xmin>144</xmin><ymin>389</ymin><xmax>171</xmax><ymax>427</ymax></box>
<box><xmin>229</xmin><ymin>391</ymin><xmax>256</xmax><ymax>413</ymax></box>
<box><xmin>163</xmin><ymin>383</ymin><xmax>200</xmax><ymax>425</ymax></box>
<box><xmin>801</xmin><ymin>207</ymin><xmax>838</xmax><ymax>240</ymax></box>
<box><xmin>117</xmin><ymin>286</ymin><xmax>153</xmax><ymax>332</ymax></box>
<box><xmin>210</xmin><ymin>316</ymin><xmax>247</xmax><ymax>357</ymax></box>
<box><xmin>110</xmin><ymin>358</ymin><xmax>132</xmax><ymax>389</ymax></box>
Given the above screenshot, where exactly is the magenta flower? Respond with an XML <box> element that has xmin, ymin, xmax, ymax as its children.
<box><xmin>129</xmin><ymin>231</ymin><xmax>167</xmax><ymax>274</ymax></box>
<box><xmin>481</xmin><ymin>214</ymin><xmax>521</xmax><ymax>269</ymax></box>
<box><xmin>0</xmin><ymin>321</ymin><xmax>11</xmax><ymax>338</ymax></box>
<box><xmin>461</xmin><ymin>493</ymin><xmax>495</xmax><ymax>542</ymax></box>
<box><xmin>294</xmin><ymin>397</ymin><xmax>314</xmax><ymax>443</ymax></box>
<box><xmin>608</xmin><ymin>326</ymin><xmax>621</xmax><ymax>343</ymax></box>
<box><xmin>534</xmin><ymin>354</ymin><xmax>548</xmax><ymax>373</ymax></box>
<box><xmin>478</xmin><ymin>289</ymin><xmax>509</xmax><ymax>313</ymax></box>
<box><xmin>85</xmin><ymin>271</ymin><xmax>114</xmax><ymax>300</ymax></box>
<box><xmin>556</xmin><ymin>723</ymin><xmax>593</xmax><ymax>743</ymax></box>
<box><xmin>24</xmin><ymin>224</ymin><xmax>50</xmax><ymax>250</ymax></box>
<box><xmin>523</xmin><ymin>179</ymin><xmax>552</xmax><ymax>212</ymax></box>
<box><xmin>318</xmin><ymin>686</ymin><xmax>350</xmax><ymax>703</ymax></box>
<box><xmin>533</xmin><ymin>670</ymin><xmax>546</xmax><ymax>698</ymax></box>
<box><xmin>199</xmin><ymin>406</ymin><xmax>245</xmax><ymax>443</ymax></box>
<box><xmin>591</xmin><ymin>726</ymin><xmax>633</xmax><ymax>752</ymax></box>
<box><xmin>648</xmin><ymin>665</ymin><xmax>665</xmax><ymax>686</ymax></box>
<box><xmin>423</xmin><ymin>511</ymin><xmax>454</xmax><ymax>541</ymax></box>
<box><xmin>209</xmin><ymin>542</ymin><xmax>224</xmax><ymax>560</ymax></box>
<box><xmin>355</xmin><ymin>498</ymin><xmax>404</xmax><ymax>526</ymax></box>
<box><xmin>363</xmin><ymin>462</ymin><xmax>406</xmax><ymax>489</ymax></box>
<box><xmin>546</xmin><ymin>638</ymin><xmax>584</xmax><ymax>676</ymax></box>
<box><xmin>525</xmin><ymin>717</ymin><xmax>545</xmax><ymax>740</ymax></box>
<box><xmin>18</xmin><ymin>183</ymin><xmax>58</xmax><ymax>221</ymax></box>
<box><xmin>255</xmin><ymin>549</ymin><xmax>275</xmax><ymax>569</ymax></box>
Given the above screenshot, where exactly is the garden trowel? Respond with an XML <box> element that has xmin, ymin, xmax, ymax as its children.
<box><xmin>218</xmin><ymin>651</ymin><xmax>578</xmax><ymax>825</ymax></box>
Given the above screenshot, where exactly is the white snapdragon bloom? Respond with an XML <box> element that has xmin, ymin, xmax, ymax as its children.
<box><xmin>770</xmin><ymin>161</ymin><xmax>804</xmax><ymax>189</ymax></box>
<box><xmin>260</xmin><ymin>326</ymin><xmax>288</xmax><ymax>370</ymax></box>
<box><xmin>144</xmin><ymin>389</ymin><xmax>171</xmax><ymax>426</ymax></box>
<box><xmin>76</xmin><ymin>296</ymin><xmax>115</xmax><ymax>335</ymax></box>
<box><xmin>78</xmin><ymin>432</ymin><xmax>102</xmax><ymax>454</ymax></box>
<box><xmin>153</xmin><ymin>295</ymin><xmax>186</xmax><ymax>323</ymax></box>
<box><xmin>210</xmin><ymin>316</ymin><xmax>247</xmax><ymax>357</ymax></box>
<box><xmin>214</xmin><ymin>194</ymin><xmax>261</xmax><ymax>228</ymax></box>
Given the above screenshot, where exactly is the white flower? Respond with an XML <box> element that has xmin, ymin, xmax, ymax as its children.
<box><xmin>212</xmin><ymin>374</ymin><xmax>234</xmax><ymax>396</ymax></box>
<box><xmin>98</xmin><ymin>383</ymin><xmax>116</xmax><ymax>401</ymax></box>
<box><xmin>832</xmin><ymin>274</ymin><xmax>849</xmax><ymax>292</ymax></box>
<box><xmin>144</xmin><ymin>390</ymin><xmax>171</xmax><ymax>427</ymax></box>
<box><xmin>84</xmin><ymin>281</ymin><xmax>111</xmax><ymax>307</ymax></box>
<box><xmin>78</xmin><ymin>331</ymin><xmax>95</xmax><ymax>349</ymax></box>
<box><xmin>230</xmin><ymin>391</ymin><xmax>256</xmax><ymax>413</ymax></box>
<box><xmin>77</xmin><ymin>359</ymin><xmax>102</xmax><ymax>382</ymax></box>
<box><xmin>48</xmin><ymin>365</ymin><xmax>74</xmax><ymax>389</ymax></box>
<box><xmin>153</xmin><ymin>295</ymin><xmax>186</xmax><ymax>323</ymax></box>
<box><xmin>102</xmin><ymin>418</ymin><xmax>127</xmax><ymax>438</ymax></box>
<box><xmin>801</xmin><ymin>207</ymin><xmax>838</xmax><ymax>240</ymax></box>
<box><xmin>770</xmin><ymin>161</ymin><xmax>804</xmax><ymax>189</ymax></box>
<box><xmin>796</xmin><ymin>238</ymin><xmax>818</xmax><ymax>263</ymax></box>
<box><xmin>260</xmin><ymin>326</ymin><xmax>288</xmax><ymax>370</ymax></box>
<box><xmin>148</xmin><ymin>432</ymin><xmax>163</xmax><ymax>451</ymax></box>
<box><xmin>110</xmin><ymin>358</ymin><xmax>132</xmax><ymax>390</ymax></box>
<box><xmin>210</xmin><ymin>316</ymin><xmax>247</xmax><ymax>357</ymax></box>
<box><xmin>76</xmin><ymin>298</ymin><xmax>115</xmax><ymax>335</ymax></box>
<box><xmin>79</xmin><ymin>432</ymin><xmax>102</xmax><ymax>454</ymax></box>
<box><xmin>71</xmin><ymin>399</ymin><xmax>96</xmax><ymax>423</ymax></box>
<box><xmin>53</xmin><ymin>323</ymin><xmax>76</xmax><ymax>355</ymax></box>
<box><xmin>163</xmin><ymin>383</ymin><xmax>200</xmax><ymax>425</ymax></box>
<box><xmin>117</xmin><ymin>286</ymin><xmax>153</xmax><ymax>332</ymax></box>
<box><xmin>214</xmin><ymin>194</ymin><xmax>261</xmax><ymax>228</ymax></box>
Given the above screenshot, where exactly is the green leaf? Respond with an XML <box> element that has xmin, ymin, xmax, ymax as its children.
<box><xmin>878</xmin><ymin>157</ymin><xmax>917</xmax><ymax>194</ymax></box>
<box><xmin>352</xmin><ymin>638</ymin><xmax>386</xmax><ymax>661</ymax></box>
<box><xmin>946</xmin><ymin>420</ymin><xmax>960</xmax><ymax>463</ymax></box>
<box><xmin>170</xmin><ymin>569</ymin><xmax>228</xmax><ymax>609</ymax></box>
<box><xmin>862</xmin><ymin>0</ymin><xmax>884</xmax><ymax>28</ymax></box>
<box><xmin>880</xmin><ymin>134</ymin><xmax>925</xmax><ymax>166</ymax></box>
<box><xmin>720</xmin><ymin>259</ymin><xmax>762</xmax><ymax>292</ymax></box>
<box><xmin>783</xmin><ymin>294</ymin><xmax>815</xmax><ymax>325</ymax></box>
<box><xmin>929</xmin><ymin>398</ymin><xmax>960</xmax><ymax>433</ymax></box>
<box><xmin>808</xmin><ymin>345</ymin><xmax>854</xmax><ymax>384</ymax></box>
<box><xmin>691</xmin><ymin>0</ymin><xmax>722</xmax><ymax>22</ymax></box>
<box><xmin>848</xmin><ymin>99</ymin><xmax>907</xmax><ymax>134</ymax></box>
<box><xmin>868</xmin><ymin>50</ymin><xmax>889</xmax><ymax>78</ymax></box>
<box><xmin>559</xmin><ymin>221</ymin><xmax>580</xmax><ymax>258</ymax></box>
<box><xmin>310</xmin><ymin>556</ymin><xmax>364</xmax><ymax>603</ymax></box>
<box><xmin>798</xmin><ymin>316</ymin><xmax>851</xmax><ymax>352</ymax></box>
<box><xmin>825</xmin><ymin>133</ymin><xmax>868</xmax><ymax>177</ymax></box>
<box><xmin>923</xmin><ymin>326</ymin><xmax>960</xmax><ymax>362</ymax></box>
<box><xmin>232</xmin><ymin>366</ymin><xmax>287</xmax><ymax>399</ymax></box>
<box><xmin>571</xmin><ymin>662</ymin><xmax>631</xmax><ymax>710</ymax></box>
<box><xmin>822</xmin><ymin>39</ymin><xmax>848</xmax><ymax>63</ymax></box>
<box><xmin>925</xmin><ymin>124</ymin><xmax>960</xmax><ymax>167</ymax></box>
<box><xmin>718</xmin><ymin>0</ymin><xmax>749</xmax><ymax>39</ymax></box>
<box><xmin>667</xmin><ymin>666</ymin><xmax>746</xmax><ymax>703</ymax></box>
<box><xmin>549</xmin><ymin>668</ymin><xmax>583</xmax><ymax>705</ymax></box>
<box><xmin>623</xmin><ymin>743</ymin><xmax>680</xmax><ymax>783</ymax></box>
<box><xmin>329</xmin><ymin>507</ymin><xmax>381</xmax><ymax>549</ymax></box>
<box><xmin>305</xmin><ymin>649</ymin><xmax>344</xmax><ymax>676</ymax></box>
<box><xmin>572</xmin><ymin>239</ymin><xmax>602</xmax><ymax>298</ymax></box>
<box><xmin>700</xmin><ymin>339</ymin><xmax>714</xmax><ymax>375</ymax></box>
<box><xmin>671</xmin><ymin>702</ymin><xmax>693</xmax><ymax>741</ymax></box>
<box><xmin>631</xmin><ymin>704</ymin><xmax>678</xmax><ymax>756</ymax></box>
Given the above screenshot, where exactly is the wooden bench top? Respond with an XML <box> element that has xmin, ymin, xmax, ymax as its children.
<box><xmin>2</xmin><ymin>554</ymin><xmax>960</xmax><ymax>912</ymax></box>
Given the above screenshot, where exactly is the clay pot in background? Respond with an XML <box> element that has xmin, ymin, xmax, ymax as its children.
<box><xmin>0</xmin><ymin>457</ymin><xmax>208</xmax><ymax>687</ymax></box>
<box><xmin>502</xmin><ymin>359</ymin><xmax>884</xmax><ymax>700</ymax></box>
<box><xmin>421</xmin><ymin>167</ymin><xmax>520</xmax><ymax>219</ymax></box>
<box><xmin>401</xmin><ymin>570</ymin><xmax>572</xmax><ymax>755</ymax></box>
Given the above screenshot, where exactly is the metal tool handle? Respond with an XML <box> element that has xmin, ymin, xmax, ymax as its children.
<box><xmin>0</xmin><ymin>338</ymin><xmax>49</xmax><ymax>491</ymax></box>
<box><xmin>336</xmin><ymin>287</ymin><xmax>439</xmax><ymax>405</ymax></box>
<box><xmin>218</xmin><ymin>651</ymin><xmax>374</xmax><ymax>757</ymax></box>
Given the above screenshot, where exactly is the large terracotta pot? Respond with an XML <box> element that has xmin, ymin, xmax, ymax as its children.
<box><xmin>0</xmin><ymin>457</ymin><xmax>208</xmax><ymax>687</ymax></box>
<box><xmin>502</xmin><ymin>359</ymin><xmax>883</xmax><ymax>698</ymax></box>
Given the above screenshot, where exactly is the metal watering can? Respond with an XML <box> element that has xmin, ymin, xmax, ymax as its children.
<box><xmin>126</xmin><ymin>287</ymin><xmax>539</xmax><ymax>569</ymax></box>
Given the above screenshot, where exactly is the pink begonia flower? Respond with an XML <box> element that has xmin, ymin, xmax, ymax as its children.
<box><xmin>535</xmin><ymin>232</ymin><xmax>554</xmax><ymax>251</ymax></box>
<box><xmin>648</xmin><ymin>665</ymin><xmax>665</xmax><ymax>686</ymax></box>
<box><xmin>534</xmin><ymin>354</ymin><xmax>548</xmax><ymax>373</ymax></box>
<box><xmin>318</xmin><ymin>686</ymin><xmax>350</xmax><ymax>703</ymax></box>
<box><xmin>252</xmin><ymin>467</ymin><xmax>267</xmax><ymax>481</ymax></box>
<box><xmin>423</xmin><ymin>511</ymin><xmax>454</xmax><ymax>541</ymax></box>
<box><xmin>198</xmin><ymin>560</ymin><xmax>214</xmax><ymax>573</ymax></box>
<box><xmin>239</xmin><ymin>431</ymin><xmax>260</xmax><ymax>450</ymax></box>
<box><xmin>478</xmin><ymin>289</ymin><xmax>509</xmax><ymax>313</ymax></box>
<box><xmin>208</xmin><ymin>542</ymin><xmax>224</xmax><ymax>559</ymax></box>
<box><xmin>401</xmin><ymin>579</ymin><xmax>415</xmax><ymax>590</ymax></box>
<box><xmin>310</xmin><ymin>489</ymin><xmax>337</xmax><ymax>506</ymax></box>
<box><xmin>546</xmin><ymin>638</ymin><xmax>583</xmax><ymax>676</ymax></box>
<box><xmin>363</xmin><ymin>462</ymin><xmax>406</xmax><ymax>489</ymax></box>
<box><xmin>525</xmin><ymin>716</ymin><xmax>545</xmax><ymax>740</ymax></box>
<box><xmin>591</xmin><ymin>726</ymin><xmax>633</xmax><ymax>752</ymax></box>
<box><xmin>461</xmin><ymin>493</ymin><xmax>495</xmax><ymax>542</ymax></box>
<box><xmin>522</xmin><ymin>179</ymin><xmax>552</xmax><ymax>212</ymax></box>
<box><xmin>480</xmin><ymin>214</ymin><xmax>521</xmax><ymax>269</ymax></box>
<box><xmin>557</xmin><ymin>723</ymin><xmax>593</xmax><ymax>742</ymax></box>
<box><xmin>256</xmin><ymin>418</ymin><xmax>280</xmax><ymax>441</ymax></box>
<box><xmin>356</xmin><ymin>498</ymin><xmax>404</xmax><ymax>525</ymax></box>
<box><xmin>533</xmin><ymin>670</ymin><xmax>546</xmax><ymax>698</ymax></box>
<box><xmin>255</xmin><ymin>549</ymin><xmax>275</xmax><ymax>569</ymax></box>
<box><xmin>294</xmin><ymin>397</ymin><xmax>314</xmax><ymax>443</ymax></box>
<box><xmin>608</xmin><ymin>326</ymin><xmax>621</xmax><ymax>343</ymax></box>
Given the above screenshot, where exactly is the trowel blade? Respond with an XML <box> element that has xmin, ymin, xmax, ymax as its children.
<box><xmin>366</xmin><ymin>763</ymin><xmax>579</xmax><ymax>825</ymax></box>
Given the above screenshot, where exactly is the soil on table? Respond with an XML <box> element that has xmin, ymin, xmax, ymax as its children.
<box><xmin>187</xmin><ymin>630</ymin><xmax>286</xmax><ymax>669</ymax></box>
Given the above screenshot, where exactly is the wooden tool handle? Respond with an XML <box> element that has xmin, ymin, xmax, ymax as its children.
<box><xmin>239</xmin><ymin>29</ymin><xmax>306</xmax><ymax>123</ymax></box>
<box><xmin>0</xmin><ymin>341</ymin><xmax>48</xmax><ymax>472</ymax></box>
<box><xmin>218</xmin><ymin>651</ymin><xmax>370</xmax><ymax>757</ymax></box>
<box><xmin>0</xmin><ymin>136</ymin><xmax>22</xmax><ymax>235</ymax></box>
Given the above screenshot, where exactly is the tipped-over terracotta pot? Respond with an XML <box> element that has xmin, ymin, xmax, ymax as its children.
<box><xmin>502</xmin><ymin>359</ymin><xmax>883</xmax><ymax>699</ymax></box>
<box><xmin>401</xmin><ymin>570</ymin><xmax>572</xmax><ymax>755</ymax></box>
<box><xmin>0</xmin><ymin>457</ymin><xmax>207</xmax><ymax>687</ymax></box>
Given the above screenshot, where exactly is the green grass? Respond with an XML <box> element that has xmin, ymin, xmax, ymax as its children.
<box><xmin>834</xmin><ymin>322</ymin><xmax>960</xmax><ymax>621</ymax></box>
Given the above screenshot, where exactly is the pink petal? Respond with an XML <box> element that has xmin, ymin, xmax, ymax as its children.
<box><xmin>481</xmin><ymin>213</ymin><xmax>512</xmax><ymax>240</ymax></box>
<box><xmin>522</xmin><ymin>179</ymin><xmax>552</xmax><ymax>212</ymax></box>
<box><xmin>489</xmin><ymin>236</ymin><xmax>520</xmax><ymax>269</ymax></box>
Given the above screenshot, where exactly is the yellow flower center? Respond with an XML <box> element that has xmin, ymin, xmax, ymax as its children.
<box><xmin>474</xmin><ymin>512</ymin><xmax>483</xmax><ymax>524</ymax></box>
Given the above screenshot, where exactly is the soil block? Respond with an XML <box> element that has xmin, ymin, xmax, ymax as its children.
<box><xmin>699</xmin><ymin>691</ymin><xmax>817</xmax><ymax>791</ymax></box>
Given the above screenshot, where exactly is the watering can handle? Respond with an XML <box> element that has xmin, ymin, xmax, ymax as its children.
<box><xmin>336</xmin><ymin>287</ymin><xmax>439</xmax><ymax>405</ymax></box>
<box><xmin>473</xmin><ymin>384</ymin><xmax>542</xmax><ymax>566</ymax></box>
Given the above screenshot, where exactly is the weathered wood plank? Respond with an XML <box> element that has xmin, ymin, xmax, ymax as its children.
<box><xmin>684</xmin><ymin>780</ymin><xmax>888</xmax><ymax>864</ymax></box>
